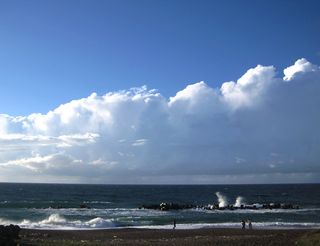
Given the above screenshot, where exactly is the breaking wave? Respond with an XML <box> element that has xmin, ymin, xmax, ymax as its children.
<box><xmin>83</xmin><ymin>201</ymin><xmax>111</xmax><ymax>204</ymax></box>
<box><xmin>0</xmin><ymin>214</ymin><xmax>116</xmax><ymax>229</ymax></box>
<box><xmin>1</xmin><ymin>214</ymin><xmax>320</xmax><ymax>230</ymax></box>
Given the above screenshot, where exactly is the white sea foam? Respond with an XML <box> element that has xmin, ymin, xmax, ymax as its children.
<box><xmin>84</xmin><ymin>217</ymin><xmax>114</xmax><ymax>228</ymax></box>
<box><xmin>30</xmin><ymin>206</ymin><xmax>320</xmax><ymax>219</ymax></box>
<box><xmin>1</xmin><ymin>214</ymin><xmax>320</xmax><ymax>230</ymax></box>
<box><xmin>0</xmin><ymin>218</ymin><xmax>12</xmax><ymax>225</ymax></box>
<box><xmin>41</xmin><ymin>214</ymin><xmax>66</xmax><ymax>224</ymax></box>
<box><xmin>133</xmin><ymin>222</ymin><xmax>320</xmax><ymax>230</ymax></box>
<box><xmin>0</xmin><ymin>214</ymin><xmax>115</xmax><ymax>229</ymax></box>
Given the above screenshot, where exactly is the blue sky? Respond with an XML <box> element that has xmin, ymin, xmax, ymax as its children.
<box><xmin>0</xmin><ymin>0</ymin><xmax>319</xmax><ymax>115</ymax></box>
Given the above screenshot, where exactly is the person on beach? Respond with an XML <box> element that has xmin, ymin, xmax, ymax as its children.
<box><xmin>241</xmin><ymin>220</ymin><xmax>246</xmax><ymax>229</ymax></box>
<box><xmin>248</xmin><ymin>220</ymin><xmax>252</xmax><ymax>229</ymax></box>
<box><xmin>173</xmin><ymin>219</ymin><xmax>176</xmax><ymax>229</ymax></box>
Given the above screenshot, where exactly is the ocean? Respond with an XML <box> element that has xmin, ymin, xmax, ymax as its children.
<box><xmin>0</xmin><ymin>183</ymin><xmax>319</xmax><ymax>230</ymax></box>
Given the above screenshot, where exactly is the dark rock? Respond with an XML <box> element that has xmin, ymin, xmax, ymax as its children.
<box><xmin>0</xmin><ymin>224</ymin><xmax>21</xmax><ymax>245</ymax></box>
<box><xmin>140</xmin><ymin>202</ymin><xmax>300</xmax><ymax>211</ymax></box>
<box><xmin>140</xmin><ymin>202</ymin><xmax>195</xmax><ymax>211</ymax></box>
<box><xmin>0</xmin><ymin>224</ymin><xmax>20</xmax><ymax>239</ymax></box>
<box><xmin>80</xmin><ymin>204</ymin><xmax>90</xmax><ymax>209</ymax></box>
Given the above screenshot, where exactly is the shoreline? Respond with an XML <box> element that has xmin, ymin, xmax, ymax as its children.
<box><xmin>15</xmin><ymin>225</ymin><xmax>320</xmax><ymax>231</ymax></box>
<box><xmin>12</xmin><ymin>221</ymin><xmax>320</xmax><ymax>231</ymax></box>
<box><xmin>15</xmin><ymin>227</ymin><xmax>320</xmax><ymax>245</ymax></box>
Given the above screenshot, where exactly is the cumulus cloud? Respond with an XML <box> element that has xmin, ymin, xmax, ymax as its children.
<box><xmin>0</xmin><ymin>58</ymin><xmax>320</xmax><ymax>184</ymax></box>
<box><xmin>220</xmin><ymin>65</ymin><xmax>276</xmax><ymax>109</ymax></box>
<box><xmin>283</xmin><ymin>58</ymin><xmax>319</xmax><ymax>81</ymax></box>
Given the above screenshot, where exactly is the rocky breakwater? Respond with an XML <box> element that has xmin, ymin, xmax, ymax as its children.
<box><xmin>139</xmin><ymin>202</ymin><xmax>300</xmax><ymax>211</ymax></box>
<box><xmin>140</xmin><ymin>202</ymin><xmax>195</xmax><ymax>211</ymax></box>
<box><xmin>140</xmin><ymin>192</ymin><xmax>300</xmax><ymax>211</ymax></box>
<box><xmin>0</xmin><ymin>224</ymin><xmax>21</xmax><ymax>245</ymax></box>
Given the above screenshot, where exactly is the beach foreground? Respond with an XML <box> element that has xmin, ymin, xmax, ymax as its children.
<box><xmin>12</xmin><ymin>228</ymin><xmax>320</xmax><ymax>245</ymax></box>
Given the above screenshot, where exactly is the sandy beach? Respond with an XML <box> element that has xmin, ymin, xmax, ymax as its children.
<box><xmin>12</xmin><ymin>228</ymin><xmax>319</xmax><ymax>245</ymax></box>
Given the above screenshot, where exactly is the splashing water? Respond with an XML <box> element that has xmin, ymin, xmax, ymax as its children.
<box><xmin>234</xmin><ymin>196</ymin><xmax>245</xmax><ymax>207</ymax></box>
<box><xmin>215</xmin><ymin>192</ymin><xmax>228</xmax><ymax>207</ymax></box>
<box><xmin>41</xmin><ymin>214</ymin><xmax>66</xmax><ymax>224</ymax></box>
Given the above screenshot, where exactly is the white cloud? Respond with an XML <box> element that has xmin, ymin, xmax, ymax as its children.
<box><xmin>132</xmin><ymin>139</ymin><xmax>148</xmax><ymax>147</ymax></box>
<box><xmin>1</xmin><ymin>153</ymin><xmax>75</xmax><ymax>172</ymax></box>
<box><xmin>0</xmin><ymin>58</ymin><xmax>320</xmax><ymax>183</ymax></box>
<box><xmin>283</xmin><ymin>58</ymin><xmax>319</xmax><ymax>81</ymax></box>
<box><xmin>220</xmin><ymin>65</ymin><xmax>276</xmax><ymax>109</ymax></box>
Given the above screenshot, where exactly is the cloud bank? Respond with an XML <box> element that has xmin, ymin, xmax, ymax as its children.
<box><xmin>1</xmin><ymin>58</ymin><xmax>320</xmax><ymax>183</ymax></box>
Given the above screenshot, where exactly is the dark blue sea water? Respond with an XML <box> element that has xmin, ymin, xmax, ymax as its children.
<box><xmin>0</xmin><ymin>183</ymin><xmax>319</xmax><ymax>229</ymax></box>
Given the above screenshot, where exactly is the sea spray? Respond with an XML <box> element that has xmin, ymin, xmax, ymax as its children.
<box><xmin>85</xmin><ymin>217</ymin><xmax>115</xmax><ymax>228</ymax></box>
<box><xmin>234</xmin><ymin>196</ymin><xmax>245</xmax><ymax>207</ymax></box>
<box><xmin>41</xmin><ymin>214</ymin><xmax>66</xmax><ymax>224</ymax></box>
<box><xmin>215</xmin><ymin>192</ymin><xmax>228</xmax><ymax>207</ymax></box>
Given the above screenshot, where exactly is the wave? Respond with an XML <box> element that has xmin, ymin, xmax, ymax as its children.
<box><xmin>0</xmin><ymin>214</ymin><xmax>116</xmax><ymax>229</ymax></box>
<box><xmin>133</xmin><ymin>222</ymin><xmax>320</xmax><ymax>230</ymax></box>
<box><xmin>28</xmin><ymin>208</ymin><xmax>162</xmax><ymax>217</ymax></box>
<box><xmin>0</xmin><ymin>200</ymin><xmax>72</xmax><ymax>207</ymax></box>
<box><xmin>0</xmin><ymin>200</ymin><xmax>113</xmax><ymax>209</ymax></box>
<box><xmin>28</xmin><ymin>207</ymin><xmax>167</xmax><ymax>217</ymax></box>
<box><xmin>2</xmin><ymin>214</ymin><xmax>319</xmax><ymax>230</ymax></box>
<box><xmin>0</xmin><ymin>200</ymin><xmax>36</xmax><ymax>204</ymax></box>
<box><xmin>83</xmin><ymin>201</ymin><xmax>111</xmax><ymax>204</ymax></box>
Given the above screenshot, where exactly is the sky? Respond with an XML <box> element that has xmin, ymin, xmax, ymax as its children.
<box><xmin>0</xmin><ymin>0</ymin><xmax>319</xmax><ymax>184</ymax></box>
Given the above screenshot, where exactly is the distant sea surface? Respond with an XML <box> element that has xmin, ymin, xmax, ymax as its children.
<box><xmin>0</xmin><ymin>183</ymin><xmax>320</xmax><ymax>230</ymax></box>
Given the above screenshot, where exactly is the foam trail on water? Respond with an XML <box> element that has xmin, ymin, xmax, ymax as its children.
<box><xmin>216</xmin><ymin>192</ymin><xmax>228</xmax><ymax>207</ymax></box>
<box><xmin>234</xmin><ymin>196</ymin><xmax>245</xmax><ymax>207</ymax></box>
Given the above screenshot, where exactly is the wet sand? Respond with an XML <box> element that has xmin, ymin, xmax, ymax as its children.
<box><xmin>16</xmin><ymin>228</ymin><xmax>320</xmax><ymax>245</ymax></box>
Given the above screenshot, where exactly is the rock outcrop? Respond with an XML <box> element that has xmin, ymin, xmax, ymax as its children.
<box><xmin>0</xmin><ymin>224</ymin><xmax>20</xmax><ymax>246</ymax></box>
